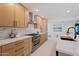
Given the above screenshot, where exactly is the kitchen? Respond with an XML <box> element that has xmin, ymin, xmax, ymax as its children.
<box><xmin>0</xmin><ymin>3</ymin><xmax>48</xmax><ymax>56</ymax></box>
<box><xmin>0</xmin><ymin>3</ymin><xmax>79</xmax><ymax>56</ymax></box>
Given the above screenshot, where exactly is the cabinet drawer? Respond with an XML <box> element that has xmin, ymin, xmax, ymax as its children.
<box><xmin>15</xmin><ymin>43</ymin><xmax>25</xmax><ymax>52</ymax></box>
<box><xmin>2</xmin><ymin>48</ymin><xmax>15</xmax><ymax>56</ymax></box>
<box><xmin>15</xmin><ymin>47</ymin><xmax>25</xmax><ymax>56</ymax></box>
<box><xmin>15</xmin><ymin>40</ymin><xmax>24</xmax><ymax>47</ymax></box>
<box><xmin>2</xmin><ymin>42</ymin><xmax>15</xmax><ymax>51</ymax></box>
<box><xmin>16</xmin><ymin>50</ymin><xmax>26</xmax><ymax>56</ymax></box>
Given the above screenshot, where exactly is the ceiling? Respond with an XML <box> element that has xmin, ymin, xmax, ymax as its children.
<box><xmin>22</xmin><ymin>3</ymin><xmax>79</xmax><ymax>20</ymax></box>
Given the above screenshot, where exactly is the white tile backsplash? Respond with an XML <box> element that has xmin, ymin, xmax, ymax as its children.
<box><xmin>0</xmin><ymin>27</ymin><xmax>37</xmax><ymax>38</ymax></box>
<box><xmin>0</xmin><ymin>23</ymin><xmax>41</xmax><ymax>38</ymax></box>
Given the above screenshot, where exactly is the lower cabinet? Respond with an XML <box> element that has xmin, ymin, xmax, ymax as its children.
<box><xmin>40</xmin><ymin>33</ymin><xmax>48</xmax><ymax>45</ymax></box>
<box><xmin>27</xmin><ymin>38</ymin><xmax>32</xmax><ymax>54</ymax></box>
<box><xmin>1</xmin><ymin>37</ymin><xmax>32</xmax><ymax>56</ymax></box>
<box><xmin>2</xmin><ymin>42</ymin><xmax>15</xmax><ymax>56</ymax></box>
<box><xmin>24</xmin><ymin>38</ymin><xmax>32</xmax><ymax>56</ymax></box>
<box><xmin>0</xmin><ymin>46</ymin><xmax>1</xmax><ymax>56</ymax></box>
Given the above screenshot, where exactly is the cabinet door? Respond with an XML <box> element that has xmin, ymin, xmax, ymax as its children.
<box><xmin>0</xmin><ymin>4</ymin><xmax>15</xmax><ymax>27</ymax></box>
<box><xmin>25</xmin><ymin>8</ymin><xmax>29</xmax><ymax>27</ymax></box>
<box><xmin>36</xmin><ymin>16</ymin><xmax>43</xmax><ymax>32</ymax></box>
<box><xmin>40</xmin><ymin>34</ymin><xmax>48</xmax><ymax>45</ymax></box>
<box><xmin>27</xmin><ymin>39</ymin><xmax>32</xmax><ymax>55</ymax></box>
<box><xmin>42</xmin><ymin>19</ymin><xmax>48</xmax><ymax>32</ymax></box>
<box><xmin>0</xmin><ymin>46</ymin><xmax>1</xmax><ymax>56</ymax></box>
<box><xmin>15</xmin><ymin>4</ymin><xmax>25</xmax><ymax>27</ymax></box>
<box><xmin>2</xmin><ymin>43</ymin><xmax>15</xmax><ymax>56</ymax></box>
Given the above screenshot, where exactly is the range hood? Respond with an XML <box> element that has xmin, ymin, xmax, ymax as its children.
<box><xmin>28</xmin><ymin>12</ymin><xmax>34</xmax><ymax>24</ymax></box>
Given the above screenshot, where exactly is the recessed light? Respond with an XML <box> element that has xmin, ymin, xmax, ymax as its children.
<box><xmin>41</xmin><ymin>16</ymin><xmax>45</xmax><ymax>18</ymax></box>
<box><xmin>35</xmin><ymin>9</ymin><xmax>39</xmax><ymax>12</ymax></box>
<box><xmin>66</xmin><ymin>10</ymin><xmax>70</xmax><ymax>13</ymax></box>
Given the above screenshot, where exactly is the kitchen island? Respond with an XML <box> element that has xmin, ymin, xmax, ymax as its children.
<box><xmin>56</xmin><ymin>38</ymin><xmax>79</xmax><ymax>56</ymax></box>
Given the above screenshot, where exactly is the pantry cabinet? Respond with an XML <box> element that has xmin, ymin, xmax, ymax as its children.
<box><xmin>0</xmin><ymin>3</ymin><xmax>29</xmax><ymax>27</ymax></box>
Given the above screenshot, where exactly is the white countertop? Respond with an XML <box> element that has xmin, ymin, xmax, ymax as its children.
<box><xmin>0</xmin><ymin>36</ymin><xmax>32</xmax><ymax>46</ymax></box>
<box><xmin>56</xmin><ymin>39</ymin><xmax>79</xmax><ymax>56</ymax></box>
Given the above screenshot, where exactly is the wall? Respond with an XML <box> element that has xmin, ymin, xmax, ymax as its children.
<box><xmin>48</xmin><ymin>17</ymin><xmax>78</xmax><ymax>40</ymax></box>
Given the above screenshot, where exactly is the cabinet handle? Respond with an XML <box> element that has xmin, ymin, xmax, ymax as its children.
<box><xmin>15</xmin><ymin>21</ymin><xmax>17</xmax><ymax>27</ymax></box>
<box><xmin>15</xmin><ymin>47</ymin><xmax>24</xmax><ymax>52</ymax></box>
<box><xmin>15</xmin><ymin>41</ymin><xmax>24</xmax><ymax>45</ymax></box>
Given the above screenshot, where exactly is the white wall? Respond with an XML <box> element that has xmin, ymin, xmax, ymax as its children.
<box><xmin>48</xmin><ymin>17</ymin><xmax>78</xmax><ymax>40</ymax></box>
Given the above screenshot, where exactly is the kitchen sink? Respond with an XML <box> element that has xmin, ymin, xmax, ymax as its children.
<box><xmin>60</xmin><ymin>36</ymin><xmax>75</xmax><ymax>41</ymax></box>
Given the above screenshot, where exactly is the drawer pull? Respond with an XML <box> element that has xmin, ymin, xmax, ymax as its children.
<box><xmin>15</xmin><ymin>47</ymin><xmax>24</xmax><ymax>52</ymax></box>
<box><xmin>15</xmin><ymin>41</ymin><xmax>24</xmax><ymax>45</ymax></box>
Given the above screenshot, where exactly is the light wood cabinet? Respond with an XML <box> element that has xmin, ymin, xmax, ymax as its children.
<box><xmin>25</xmin><ymin>8</ymin><xmax>29</xmax><ymax>27</ymax></box>
<box><xmin>34</xmin><ymin>16</ymin><xmax>43</xmax><ymax>32</ymax></box>
<box><xmin>0</xmin><ymin>3</ymin><xmax>29</xmax><ymax>27</ymax></box>
<box><xmin>27</xmin><ymin>38</ymin><xmax>32</xmax><ymax>54</ymax></box>
<box><xmin>34</xmin><ymin>15</ymin><xmax>48</xmax><ymax>32</ymax></box>
<box><xmin>42</xmin><ymin>19</ymin><xmax>48</xmax><ymax>32</ymax></box>
<box><xmin>24</xmin><ymin>39</ymin><xmax>28</xmax><ymax>55</ymax></box>
<box><xmin>1</xmin><ymin>37</ymin><xmax>32</xmax><ymax>56</ymax></box>
<box><xmin>14</xmin><ymin>4</ymin><xmax>25</xmax><ymax>27</ymax></box>
<box><xmin>2</xmin><ymin>42</ymin><xmax>15</xmax><ymax>56</ymax></box>
<box><xmin>0</xmin><ymin>4</ymin><xmax>15</xmax><ymax>27</ymax></box>
<box><xmin>40</xmin><ymin>33</ymin><xmax>48</xmax><ymax>45</ymax></box>
<box><xmin>0</xmin><ymin>46</ymin><xmax>1</xmax><ymax>56</ymax></box>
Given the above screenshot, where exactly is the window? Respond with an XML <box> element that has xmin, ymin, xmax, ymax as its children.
<box><xmin>53</xmin><ymin>24</ymin><xmax>62</xmax><ymax>32</ymax></box>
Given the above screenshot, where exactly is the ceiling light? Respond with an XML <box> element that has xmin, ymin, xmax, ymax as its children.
<box><xmin>41</xmin><ymin>16</ymin><xmax>45</xmax><ymax>18</ymax></box>
<box><xmin>66</xmin><ymin>10</ymin><xmax>70</xmax><ymax>13</ymax></box>
<box><xmin>35</xmin><ymin>9</ymin><xmax>39</xmax><ymax>12</ymax></box>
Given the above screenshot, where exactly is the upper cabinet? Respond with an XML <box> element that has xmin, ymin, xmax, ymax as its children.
<box><xmin>0</xmin><ymin>3</ymin><xmax>29</xmax><ymax>27</ymax></box>
<box><xmin>0</xmin><ymin>4</ymin><xmax>15</xmax><ymax>27</ymax></box>
<box><xmin>34</xmin><ymin>15</ymin><xmax>48</xmax><ymax>33</ymax></box>
<box><xmin>15</xmin><ymin>4</ymin><xmax>25</xmax><ymax>27</ymax></box>
<box><xmin>24</xmin><ymin>7</ymin><xmax>29</xmax><ymax>28</ymax></box>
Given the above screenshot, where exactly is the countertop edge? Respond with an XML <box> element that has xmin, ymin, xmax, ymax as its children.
<box><xmin>0</xmin><ymin>36</ymin><xmax>33</xmax><ymax>46</ymax></box>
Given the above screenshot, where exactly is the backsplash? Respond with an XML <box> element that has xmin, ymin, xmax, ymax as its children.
<box><xmin>0</xmin><ymin>25</ymin><xmax>38</xmax><ymax>38</ymax></box>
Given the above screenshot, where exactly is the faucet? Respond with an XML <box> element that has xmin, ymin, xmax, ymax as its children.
<box><xmin>9</xmin><ymin>28</ymin><xmax>16</xmax><ymax>38</ymax></box>
<box><xmin>66</xmin><ymin>27</ymin><xmax>76</xmax><ymax>39</ymax></box>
